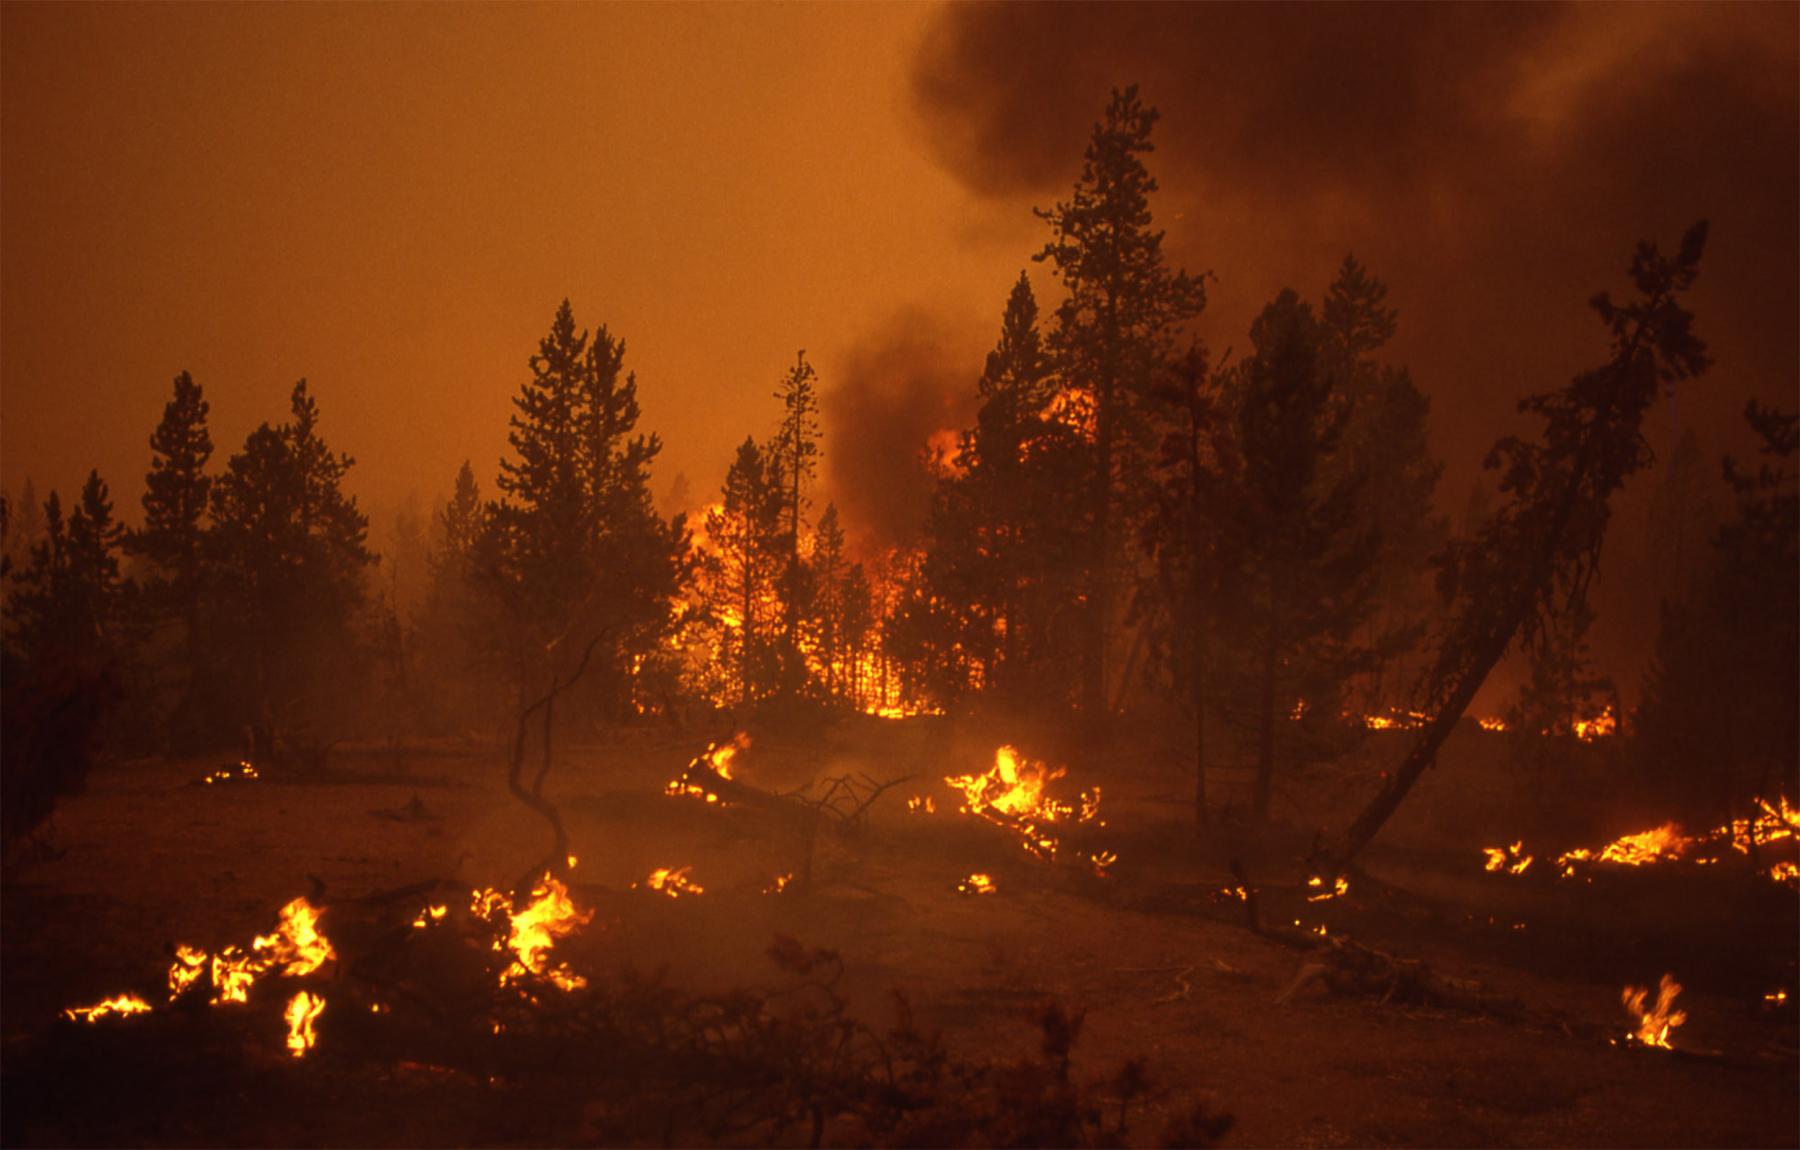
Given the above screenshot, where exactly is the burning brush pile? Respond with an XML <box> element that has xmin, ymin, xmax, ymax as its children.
<box><xmin>923</xmin><ymin>745</ymin><xmax>1117</xmax><ymax>883</ymax></box>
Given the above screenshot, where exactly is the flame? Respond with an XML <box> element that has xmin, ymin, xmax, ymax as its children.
<box><xmin>1557</xmin><ymin>823</ymin><xmax>1692</xmax><ymax>877</ymax></box>
<box><xmin>1572</xmin><ymin>706</ymin><xmax>1617</xmax><ymax>742</ymax></box>
<box><xmin>1305</xmin><ymin>875</ymin><xmax>1350</xmax><ymax>902</ymax></box>
<box><xmin>411</xmin><ymin>903</ymin><xmax>448</xmax><ymax>929</ymax></box>
<box><xmin>62</xmin><ymin>994</ymin><xmax>152</xmax><ymax>1023</ymax></box>
<box><xmin>636</xmin><ymin>866</ymin><xmax>704</xmax><ymax>900</ymax></box>
<box><xmin>763</xmin><ymin>873</ymin><xmax>793</xmax><ymax>894</ymax></box>
<box><xmin>1088</xmin><ymin>849</ymin><xmax>1118</xmax><ymax>876</ymax></box>
<box><xmin>943</xmin><ymin>746</ymin><xmax>1110</xmax><ymax>867</ymax></box>
<box><xmin>906</xmin><ymin>795</ymin><xmax>935</xmax><ymax>814</ymax></box>
<box><xmin>665</xmin><ymin>734</ymin><xmax>749</xmax><ymax>804</ymax></box>
<box><xmin>1216</xmin><ymin>885</ymin><xmax>1250</xmax><ymax>902</ymax></box>
<box><xmin>1482</xmin><ymin>842</ymin><xmax>1533</xmax><ymax>875</ymax></box>
<box><xmin>956</xmin><ymin>873</ymin><xmax>996</xmax><ymax>895</ymax></box>
<box><xmin>283</xmin><ymin>990</ymin><xmax>325</xmax><ymax>1057</ymax></box>
<box><xmin>167</xmin><ymin>944</ymin><xmax>209</xmax><ymax>1000</ymax></box>
<box><xmin>1620</xmin><ymin>974</ymin><xmax>1686</xmax><ymax>1049</ymax></box>
<box><xmin>1363</xmin><ymin>709</ymin><xmax>1428</xmax><ymax>731</ymax></box>
<box><xmin>1764</xmin><ymin>988</ymin><xmax>1790</xmax><ymax>1006</ymax></box>
<box><xmin>254</xmin><ymin>897</ymin><xmax>335</xmax><ymax>976</ymax></box>
<box><xmin>472</xmin><ymin>873</ymin><xmax>594</xmax><ymax>991</ymax></box>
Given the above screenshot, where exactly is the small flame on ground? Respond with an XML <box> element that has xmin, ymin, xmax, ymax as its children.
<box><xmin>412</xmin><ymin>903</ymin><xmax>449</xmax><ymax>929</ymax></box>
<box><xmin>63</xmin><ymin>994</ymin><xmax>152</xmax><ymax>1023</ymax></box>
<box><xmin>1482</xmin><ymin>842</ymin><xmax>1533</xmax><ymax>875</ymax></box>
<box><xmin>472</xmin><ymin>873</ymin><xmax>594</xmax><ymax>991</ymax></box>
<box><xmin>665</xmin><ymin>733</ymin><xmax>749</xmax><ymax>804</ymax></box>
<box><xmin>284</xmin><ymin>990</ymin><xmax>325</xmax><ymax>1057</ymax></box>
<box><xmin>636</xmin><ymin>866</ymin><xmax>704</xmax><ymax>899</ymax></box>
<box><xmin>167</xmin><ymin>944</ymin><xmax>208</xmax><ymax>1000</ymax></box>
<box><xmin>943</xmin><ymin>746</ymin><xmax>1108</xmax><ymax>866</ymax></box>
<box><xmin>906</xmin><ymin>795</ymin><xmax>935</xmax><ymax>814</ymax></box>
<box><xmin>1305</xmin><ymin>875</ymin><xmax>1350</xmax><ymax>902</ymax></box>
<box><xmin>1620</xmin><ymin>974</ymin><xmax>1686</xmax><ymax>1049</ymax></box>
<box><xmin>763</xmin><ymin>873</ymin><xmax>794</xmax><ymax>894</ymax></box>
<box><xmin>1478</xmin><ymin>716</ymin><xmax>1507</xmax><ymax>732</ymax></box>
<box><xmin>1216</xmin><ymin>885</ymin><xmax>1250</xmax><ymax>902</ymax></box>
<box><xmin>956</xmin><ymin>873</ymin><xmax>996</xmax><ymax>895</ymax></box>
<box><xmin>1763</xmin><ymin>988</ymin><xmax>1789</xmax><ymax>1007</ymax></box>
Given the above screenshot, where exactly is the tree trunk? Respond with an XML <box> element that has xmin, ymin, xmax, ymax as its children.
<box><xmin>1253</xmin><ymin>622</ymin><xmax>1278</xmax><ymax>822</ymax></box>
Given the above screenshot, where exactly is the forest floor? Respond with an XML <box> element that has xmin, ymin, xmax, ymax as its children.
<box><xmin>3</xmin><ymin>715</ymin><xmax>1796</xmax><ymax>1147</ymax></box>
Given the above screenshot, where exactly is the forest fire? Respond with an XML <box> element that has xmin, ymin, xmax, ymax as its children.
<box><xmin>3</xmin><ymin>7</ymin><xmax>1796</xmax><ymax>1145</ymax></box>
<box><xmin>1619</xmin><ymin>974</ymin><xmax>1688</xmax><ymax>1050</ymax></box>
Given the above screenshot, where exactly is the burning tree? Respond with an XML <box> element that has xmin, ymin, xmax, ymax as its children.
<box><xmin>1326</xmin><ymin>222</ymin><xmax>1712</xmax><ymax>867</ymax></box>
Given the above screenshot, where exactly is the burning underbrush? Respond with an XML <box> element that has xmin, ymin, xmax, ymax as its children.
<box><xmin>1479</xmin><ymin>795</ymin><xmax>1800</xmax><ymax>885</ymax></box>
<box><xmin>23</xmin><ymin>869</ymin><xmax>1232</xmax><ymax>1148</ymax></box>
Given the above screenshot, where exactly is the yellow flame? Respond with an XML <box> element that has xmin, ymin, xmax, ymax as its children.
<box><xmin>63</xmin><ymin>994</ymin><xmax>152</xmax><ymax>1023</ymax></box>
<box><xmin>1572</xmin><ymin>706</ymin><xmax>1617</xmax><ymax>742</ymax></box>
<box><xmin>637</xmin><ymin>866</ymin><xmax>704</xmax><ymax>900</ymax></box>
<box><xmin>167</xmin><ymin>944</ymin><xmax>209</xmax><ymax>1000</ymax></box>
<box><xmin>1620</xmin><ymin>974</ymin><xmax>1686</xmax><ymax>1049</ymax></box>
<box><xmin>1305</xmin><ymin>875</ymin><xmax>1350</xmax><ymax>902</ymax></box>
<box><xmin>1558</xmin><ymin>823</ymin><xmax>1691</xmax><ymax>877</ymax></box>
<box><xmin>764</xmin><ymin>873</ymin><xmax>793</xmax><ymax>894</ymax></box>
<box><xmin>906</xmin><ymin>795</ymin><xmax>936</xmax><ymax>814</ymax></box>
<box><xmin>1482</xmin><ymin>842</ymin><xmax>1533</xmax><ymax>875</ymax></box>
<box><xmin>253</xmin><ymin>897</ymin><xmax>335</xmax><ymax>976</ymax></box>
<box><xmin>411</xmin><ymin>903</ymin><xmax>449</xmax><ymax>929</ymax></box>
<box><xmin>284</xmin><ymin>990</ymin><xmax>325</xmax><ymax>1057</ymax></box>
<box><xmin>487</xmin><ymin>874</ymin><xmax>593</xmax><ymax>991</ymax></box>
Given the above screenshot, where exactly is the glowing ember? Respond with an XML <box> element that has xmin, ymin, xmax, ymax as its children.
<box><xmin>1764</xmin><ymin>988</ymin><xmax>1790</xmax><ymax>1007</ymax></box>
<box><xmin>1769</xmin><ymin>861</ymin><xmax>1799</xmax><ymax>886</ymax></box>
<box><xmin>411</xmin><ymin>903</ymin><xmax>449</xmax><ymax>929</ymax></box>
<box><xmin>1620</xmin><ymin>974</ymin><xmax>1686</xmax><ymax>1050</ymax></box>
<box><xmin>62</xmin><ymin>994</ymin><xmax>152</xmax><ymax>1023</ymax></box>
<box><xmin>956</xmin><ymin>873</ymin><xmax>996</xmax><ymax>895</ymax></box>
<box><xmin>1216</xmin><ymin>885</ymin><xmax>1250</xmax><ymax>902</ymax></box>
<box><xmin>1572</xmin><ymin>706</ymin><xmax>1617</xmax><ymax>742</ymax></box>
<box><xmin>1477</xmin><ymin>716</ymin><xmax>1507</xmax><ymax>732</ymax></box>
<box><xmin>764</xmin><ymin>873</ymin><xmax>794</xmax><ymax>894</ymax></box>
<box><xmin>201</xmin><ymin>760</ymin><xmax>260</xmax><ymax>785</ymax></box>
<box><xmin>1088</xmin><ymin>850</ymin><xmax>1118</xmax><ymax>876</ymax></box>
<box><xmin>636</xmin><ymin>866</ymin><xmax>704</xmax><ymax>900</ymax></box>
<box><xmin>473</xmin><ymin>873</ymin><xmax>594</xmax><ymax>991</ymax></box>
<box><xmin>1363</xmin><ymin>709</ymin><xmax>1427</xmax><ymax>731</ymax></box>
<box><xmin>906</xmin><ymin>795</ymin><xmax>936</xmax><ymax>814</ymax></box>
<box><xmin>284</xmin><ymin>990</ymin><xmax>325</xmax><ymax>1057</ymax></box>
<box><xmin>665</xmin><ymin>733</ymin><xmax>749</xmax><ymax>804</ymax></box>
<box><xmin>1305</xmin><ymin>875</ymin><xmax>1349</xmax><ymax>902</ymax></box>
<box><xmin>1482</xmin><ymin>842</ymin><xmax>1533</xmax><ymax>875</ymax></box>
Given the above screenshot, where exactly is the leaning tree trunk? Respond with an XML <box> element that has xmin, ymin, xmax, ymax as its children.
<box><xmin>1327</xmin><ymin>223</ymin><xmax>1708</xmax><ymax>868</ymax></box>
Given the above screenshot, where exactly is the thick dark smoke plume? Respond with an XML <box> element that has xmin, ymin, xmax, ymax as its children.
<box><xmin>823</xmin><ymin>308</ymin><xmax>983</xmax><ymax>550</ymax></box>
<box><xmin>909</xmin><ymin>1</ymin><xmax>1798</xmax><ymax>699</ymax></box>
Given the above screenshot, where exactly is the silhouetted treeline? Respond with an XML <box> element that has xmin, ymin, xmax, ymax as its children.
<box><xmin>3</xmin><ymin>85</ymin><xmax>1790</xmax><ymax>856</ymax></box>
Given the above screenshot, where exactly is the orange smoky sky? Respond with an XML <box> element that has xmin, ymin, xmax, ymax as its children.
<box><xmin>3</xmin><ymin>2</ymin><xmax>1796</xmax><ymax>700</ymax></box>
<box><xmin>1</xmin><ymin>2</ymin><xmax>1024</xmax><ymax>538</ymax></box>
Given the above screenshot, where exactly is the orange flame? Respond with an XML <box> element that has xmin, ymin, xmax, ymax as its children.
<box><xmin>472</xmin><ymin>873</ymin><xmax>594</xmax><ymax>992</ymax></box>
<box><xmin>62</xmin><ymin>994</ymin><xmax>152</xmax><ymax>1023</ymax></box>
<box><xmin>956</xmin><ymin>873</ymin><xmax>996</xmax><ymax>895</ymax></box>
<box><xmin>1482</xmin><ymin>842</ymin><xmax>1533</xmax><ymax>875</ymax></box>
<box><xmin>1305</xmin><ymin>875</ymin><xmax>1350</xmax><ymax>902</ymax></box>
<box><xmin>1620</xmin><ymin>974</ymin><xmax>1686</xmax><ymax>1049</ymax></box>
<box><xmin>636</xmin><ymin>866</ymin><xmax>704</xmax><ymax>900</ymax></box>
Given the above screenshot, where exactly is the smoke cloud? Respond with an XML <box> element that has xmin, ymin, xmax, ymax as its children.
<box><xmin>822</xmin><ymin>308</ymin><xmax>983</xmax><ymax>550</ymax></box>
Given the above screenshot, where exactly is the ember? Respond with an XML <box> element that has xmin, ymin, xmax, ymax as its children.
<box><xmin>956</xmin><ymin>873</ymin><xmax>996</xmax><ymax>895</ymax></box>
<box><xmin>1305</xmin><ymin>875</ymin><xmax>1349</xmax><ymax>902</ymax></box>
<box><xmin>201</xmin><ymin>760</ymin><xmax>260</xmax><ymax>785</ymax></box>
<box><xmin>1481</xmin><ymin>841</ymin><xmax>1533</xmax><ymax>875</ymax></box>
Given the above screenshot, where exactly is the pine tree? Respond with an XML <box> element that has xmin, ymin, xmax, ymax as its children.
<box><xmin>1223</xmin><ymin>291</ymin><xmax>1380</xmax><ymax>822</ymax></box>
<box><xmin>703</xmin><ymin>438</ymin><xmax>784</xmax><ymax>704</ymax></box>
<box><xmin>769</xmin><ymin>351</ymin><xmax>821</xmax><ymax>696</ymax></box>
<box><xmin>132</xmin><ymin>371</ymin><xmax>213</xmax><ymax>610</ymax></box>
<box><xmin>209</xmin><ymin>382</ymin><xmax>374</xmax><ymax>758</ymax></box>
<box><xmin>807</xmin><ymin>503</ymin><xmax>849</xmax><ymax>699</ymax></box>
<box><xmin>1035</xmin><ymin>85</ymin><xmax>1205</xmax><ymax>717</ymax></box>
